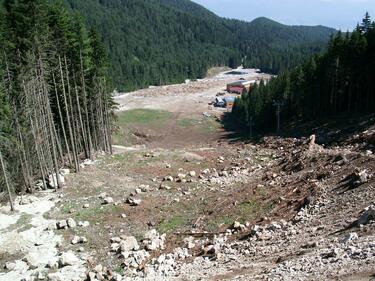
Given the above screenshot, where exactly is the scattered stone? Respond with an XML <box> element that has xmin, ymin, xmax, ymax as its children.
<box><xmin>71</xmin><ymin>236</ymin><xmax>87</xmax><ymax>245</ymax></box>
<box><xmin>127</xmin><ymin>197</ymin><xmax>142</xmax><ymax>206</ymax></box>
<box><xmin>83</xmin><ymin>204</ymin><xmax>90</xmax><ymax>209</ymax></box>
<box><xmin>56</xmin><ymin>220</ymin><xmax>68</xmax><ymax>230</ymax></box>
<box><xmin>189</xmin><ymin>171</ymin><xmax>196</xmax><ymax>177</ymax></box>
<box><xmin>66</xmin><ymin>218</ymin><xmax>77</xmax><ymax>228</ymax></box>
<box><xmin>59</xmin><ymin>169</ymin><xmax>70</xmax><ymax>176</ymax></box>
<box><xmin>48</xmin><ymin>173</ymin><xmax>65</xmax><ymax>188</ymax></box>
<box><xmin>98</xmin><ymin>192</ymin><xmax>107</xmax><ymax>199</ymax></box>
<box><xmin>357</xmin><ymin>206</ymin><xmax>375</xmax><ymax>226</ymax></box>
<box><xmin>78</xmin><ymin>221</ymin><xmax>90</xmax><ymax>227</ymax></box>
<box><xmin>342</xmin><ymin>232</ymin><xmax>359</xmax><ymax>243</ymax></box>
<box><xmin>164</xmin><ymin>176</ymin><xmax>174</xmax><ymax>182</ymax></box>
<box><xmin>103</xmin><ymin>197</ymin><xmax>114</xmax><ymax>204</ymax></box>
<box><xmin>4</xmin><ymin>262</ymin><xmax>16</xmax><ymax>271</ymax></box>
<box><xmin>232</xmin><ymin>221</ymin><xmax>241</xmax><ymax>229</ymax></box>
<box><xmin>59</xmin><ymin>251</ymin><xmax>80</xmax><ymax>267</ymax></box>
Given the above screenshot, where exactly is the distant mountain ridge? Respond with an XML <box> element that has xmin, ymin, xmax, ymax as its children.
<box><xmin>64</xmin><ymin>0</ymin><xmax>336</xmax><ymax>91</ymax></box>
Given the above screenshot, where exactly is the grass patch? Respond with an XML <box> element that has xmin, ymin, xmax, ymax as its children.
<box><xmin>114</xmin><ymin>266</ymin><xmax>124</xmax><ymax>275</ymax></box>
<box><xmin>157</xmin><ymin>215</ymin><xmax>188</xmax><ymax>233</ymax></box>
<box><xmin>177</xmin><ymin>118</ymin><xmax>197</xmax><ymax>127</ymax></box>
<box><xmin>206</xmin><ymin>216</ymin><xmax>235</xmax><ymax>232</ymax></box>
<box><xmin>206</xmin><ymin>199</ymin><xmax>274</xmax><ymax>232</ymax></box>
<box><xmin>116</xmin><ymin>109</ymin><xmax>172</xmax><ymax>126</ymax></box>
<box><xmin>73</xmin><ymin>205</ymin><xmax>123</xmax><ymax>224</ymax></box>
<box><xmin>199</xmin><ymin>117</ymin><xmax>221</xmax><ymax>133</ymax></box>
<box><xmin>6</xmin><ymin>213</ymin><xmax>33</xmax><ymax>232</ymax></box>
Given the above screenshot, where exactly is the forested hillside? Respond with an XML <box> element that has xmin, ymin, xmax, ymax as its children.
<box><xmin>0</xmin><ymin>0</ymin><xmax>113</xmax><ymax>197</ymax></box>
<box><xmin>63</xmin><ymin>0</ymin><xmax>336</xmax><ymax>91</ymax></box>
<box><xmin>233</xmin><ymin>14</ymin><xmax>375</xmax><ymax>132</ymax></box>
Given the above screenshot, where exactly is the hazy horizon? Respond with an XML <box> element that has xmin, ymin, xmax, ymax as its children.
<box><xmin>192</xmin><ymin>0</ymin><xmax>375</xmax><ymax>31</ymax></box>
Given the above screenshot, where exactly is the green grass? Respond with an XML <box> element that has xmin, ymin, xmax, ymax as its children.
<box><xmin>177</xmin><ymin>118</ymin><xmax>197</xmax><ymax>127</ymax></box>
<box><xmin>200</xmin><ymin>117</ymin><xmax>221</xmax><ymax>133</ymax></box>
<box><xmin>64</xmin><ymin>204</ymin><xmax>123</xmax><ymax>224</ymax></box>
<box><xmin>6</xmin><ymin>213</ymin><xmax>33</xmax><ymax>233</ymax></box>
<box><xmin>157</xmin><ymin>215</ymin><xmax>188</xmax><ymax>233</ymax></box>
<box><xmin>177</xmin><ymin>116</ymin><xmax>221</xmax><ymax>133</ymax></box>
<box><xmin>116</xmin><ymin>109</ymin><xmax>172</xmax><ymax>126</ymax></box>
<box><xmin>206</xmin><ymin>199</ymin><xmax>274</xmax><ymax>232</ymax></box>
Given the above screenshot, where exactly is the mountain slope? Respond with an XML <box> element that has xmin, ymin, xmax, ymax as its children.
<box><xmin>63</xmin><ymin>0</ymin><xmax>335</xmax><ymax>91</ymax></box>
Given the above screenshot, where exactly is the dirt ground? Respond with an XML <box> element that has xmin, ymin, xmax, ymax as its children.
<box><xmin>0</xmin><ymin>68</ymin><xmax>374</xmax><ymax>281</ymax></box>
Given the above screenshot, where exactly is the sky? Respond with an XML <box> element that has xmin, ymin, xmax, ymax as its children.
<box><xmin>192</xmin><ymin>0</ymin><xmax>375</xmax><ymax>31</ymax></box>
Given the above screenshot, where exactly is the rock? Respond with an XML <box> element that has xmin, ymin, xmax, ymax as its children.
<box><xmin>111</xmin><ymin>237</ymin><xmax>122</xmax><ymax>243</ymax></box>
<box><xmin>220</xmin><ymin>171</ymin><xmax>229</xmax><ymax>177</ymax></box>
<box><xmin>143</xmin><ymin>229</ymin><xmax>166</xmax><ymax>251</ymax></box>
<box><xmin>164</xmin><ymin>176</ymin><xmax>174</xmax><ymax>182</ymax></box>
<box><xmin>187</xmin><ymin>242</ymin><xmax>195</xmax><ymax>249</ymax></box>
<box><xmin>232</xmin><ymin>221</ymin><xmax>241</xmax><ymax>229</ymax></box>
<box><xmin>78</xmin><ymin>221</ymin><xmax>90</xmax><ymax>227</ymax></box>
<box><xmin>189</xmin><ymin>171</ymin><xmax>196</xmax><ymax>177</ymax></box>
<box><xmin>71</xmin><ymin>236</ymin><xmax>87</xmax><ymax>244</ymax></box>
<box><xmin>357</xmin><ymin>170</ymin><xmax>369</xmax><ymax>184</ymax></box>
<box><xmin>48</xmin><ymin>173</ymin><xmax>65</xmax><ymax>188</ymax></box>
<box><xmin>19</xmin><ymin>196</ymin><xmax>38</xmax><ymax>205</ymax></box>
<box><xmin>357</xmin><ymin>206</ymin><xmax>375</xmax><ymax>226</ymax></box>
<box><xmin>83</xmin><ymin>204</ymin><xmax>90</xmax><ymax>208</ymax></box>
<box><xmin>157</xmin><ymin>254</ymin><xmax>166</xmax><ymax>264</ymax></box>
<box><xmin>47</xmin><ymin>259</ymin><xmax>59</xmax><ymax>270</ymax></box>
<box><xmin>166</xmin><ymin>164</ymin><xmax>171</xmax><ymax>168</ymax></box>
<box><xmin>159</xmin><ymin>184</ymin><xmax>171</xmax><ymax>190</ymax></box>
<box><xmin>59</xmin><ymin>169</ymin><xmax>70</xmax><ymax>176</ymax></box>
<box><xmin>119</xmin><ymin>236</ymin><xmax>139</xmax><ymax>252</ymax></box>
<box><xmin>103</xmin><ymin>197</ymin><xmax>114</xmax><ymax>204</ymax></box>
<box><xmin>342</xmin><ymin>232</ymin><xmax>359</xmax><ymax>243</ymax></box>
<box><xmin>47</xmin><ymin>273</ymin><xmax>64</xmax><ymax>281</ymax></box>
<box><xmin>321</xmin><ymin>248</ymin><xmax>340</xmax><ymax>259</ymax></box>
<box><xmin>127</xmin><ymin>197</ymin><xmax>142</xmax><ymax>206</ymax></box>
<box><xmin>140</xmin><ymin>185</ymin><xmax>150</xmax><ymax>192</ymax></box>
<box><xmin>56</xmin><ymin>220</ymin><xmax>68</xmax><ymax>229</ymax></box>
<box><xmin>59</xmin><ymin>251</ymin><xmax>80</xmax><ymax>267</ymax></box>
<box><xmin>66</xmin><ymin>218</ymin><xmax>77</xmax><ymax>228</ymax></box>
<box><xmin>83</xmin><ymin>159</ymin><xmax>95</xmax><ymax>166</ymax></box>
<box><xmin>99</xmin><ymin>192</ymin><xmax>107</xmax><ymax>199</ymax></box>
<box><xmin>4</xmin><ymin>261</ymin><xmax>16</xmax><ymax>270</ymax></box>
<box><xmin>36</xmin><ymin>271</ymin><xmax>45</xmax><ymax>280</ymax></box>
<box><xmin>177</xmin><ymin>173</ymin><xmax>186</xmax><ymax>180</ymax></box>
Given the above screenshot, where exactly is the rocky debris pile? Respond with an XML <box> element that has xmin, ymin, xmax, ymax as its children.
<box><xmin>142</xmin><ymin>229</ymin><xmax>166</xmax><ymax>251</ymax></box>
<box><xmin>87</xmin><ymin>264</ymin><xmax>122</xmax><ymax>281</ymax></box>
<box><xmin>110</xmin><ymin>235</ymin><xmax>151</xmax><ymax>273</ymax></box>
<box><xmin>105</xmin><ymin>229</ymin><xmax>193</xmax><ymax>278</ymax></box>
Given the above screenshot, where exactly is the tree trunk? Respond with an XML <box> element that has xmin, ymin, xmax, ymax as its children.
<box><xmin>0</xmin><ymin>149</ymin><xmax>15</xmax><ymax>211</ymax></box>
<box><xmin>53</xmin><ymin>72</ymin><xmax>72</xmax><ymax>166</ymax></box>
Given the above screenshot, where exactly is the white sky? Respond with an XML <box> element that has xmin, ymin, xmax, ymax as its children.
<box><xmin>192</xmin><ymin>0</ymin><xmax>375</xmax><ymax>30</ymax></box>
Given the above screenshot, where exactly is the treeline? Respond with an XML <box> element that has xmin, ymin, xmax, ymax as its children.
<box><xmin>233</xmin><ymin>14</ymin><xmax>375</xmax><ymax>132</ymax></box>
<box><xmin>63</xmin><ymin>0</ymin><xmax>335</xmax><ymax>91</ymax></box>
<box><xmin>0</xmin><ymin>0</ymin><xmax>113</xmax><ymax>199</ymax></box>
